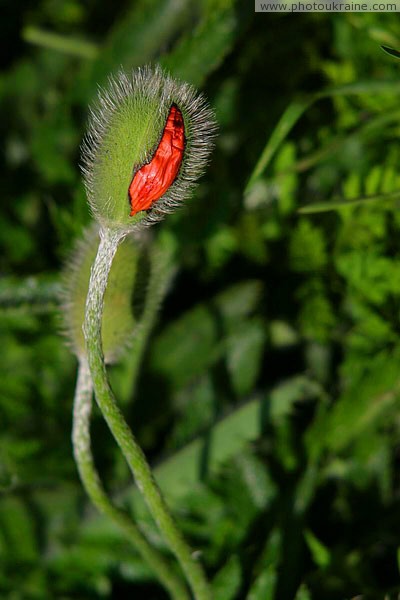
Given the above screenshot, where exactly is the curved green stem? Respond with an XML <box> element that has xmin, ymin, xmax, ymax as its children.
<box><xmin>83</xmin><ymin>226</ymin><xmax>212</xmax><ymax>600</ymax></box>
<box><xmin>72</xmin><ymin>358</ymin><xmax>189</xmax><ymax>600</ymax></box>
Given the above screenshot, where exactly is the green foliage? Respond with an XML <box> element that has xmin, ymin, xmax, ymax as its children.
<box><xmin>2</xmin><ymin>3</ymin><xmax>400</xmax><ymax>599</ymax></box>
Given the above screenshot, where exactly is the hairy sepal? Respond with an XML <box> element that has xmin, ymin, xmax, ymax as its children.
<box><xmin>81</xmin><ymin>65</ymin><xmax>217</xmax><ymax>231</ymax></box>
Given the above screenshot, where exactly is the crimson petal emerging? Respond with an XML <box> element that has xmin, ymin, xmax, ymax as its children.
<box><xmin>129</xmin><ymin>105</ymin><xmax>185</xmax><ymax>216</ymax></box>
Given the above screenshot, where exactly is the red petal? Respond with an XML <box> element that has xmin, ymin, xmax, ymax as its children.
<box><xmin>129</xmin><ymin>105</ymin><xmax>185</xmax><ymax>216</ymax></box>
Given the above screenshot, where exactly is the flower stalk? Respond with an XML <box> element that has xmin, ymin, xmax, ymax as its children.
<box><xmin>83</xmin><ymin>226</ymin><xmax>212</xmax><ymax>600</ymax></box>
<box><xmin>72</xmin><ymin>357</ymin><xmax>189</xmax><ymax>600</ymax></box>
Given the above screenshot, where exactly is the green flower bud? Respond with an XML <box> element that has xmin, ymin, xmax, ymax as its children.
<box><xmin>61</xmin><ymin>225</ymin><xmax>139</xmax><ymax>362</ymax></box>
<box><xmin>81</xmin><ymin>65</ymin><xmax>217</xmax><ymax>231</ymax></box>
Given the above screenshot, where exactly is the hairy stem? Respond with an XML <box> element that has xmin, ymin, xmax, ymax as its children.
<box><xmin>84</xmin><ymin>226</ymin><xmax>212</xmax><ymax>600</ymax></box>
<box><xmin>72</xmin><ymin>358</ymin><xmax>189</xmax><ymax>600</ymax></box>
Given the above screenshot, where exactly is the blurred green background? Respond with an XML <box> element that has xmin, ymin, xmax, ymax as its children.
<box><xmin>1</xmin><ymin>2</ymin><xmax>400</xmax><ymax>598</ymax></box>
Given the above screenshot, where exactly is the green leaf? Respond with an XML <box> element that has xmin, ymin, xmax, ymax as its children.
<box><xmin>307</xmin><ymin>351</ymin><xmax>400</xmax><ymax>455</ymax></box>
<box><xmin>304</xmin><ymin>529</ymin><xmax>330</xmax><ymax>568</ymax></box>
<box><xmin>381</xmin><ymin>45</ymin><xmax>400</xmax><ymax>59</ymax></box>
<box><xmin>0</xmin><ymin>497</ymin><xmax>38</xmax><ymax>562</ymax></box>
<box><xmin>245</xmin><ymin>98</ymin><xmax>309</xmax><ymax>193</ymax></box>
<box><xmin>289</xmin><ymin>108</ymin><xmax>400</xmax><ymax>178</ymax></box>
<box><xmin>22</xmin><ymin>26</ymin><xmax>99</xmax><ymax>59</ymax></box>
<box><xmin>246</xmin><ymin>80</ymin><xmax>400</xmax><ymax>194</ymax></box>
<box><xmin>151</xmin><ymin>304</ymin><xmax>219</xmax><ymax>388</ymax></box>
<box><xmin>246</xmin><ymin>530</ymin><xmax>282</xmax><ymax>600</ymax></box>
<box><xmin>212</xmin><ymin>555</ymin><xmax>242</xmax><ymax>600</ymax></box>
<box><xmin>246</xmin><ymin>569</ymin><xmax>276</xmax><ymax>600</ymax></box>
<box><xmin>215</xmin><ymin>281</ymin><xmax>264</xmax><ymax>331</ymax></box>
<box><xmin>226</xmin><ymin>318</ymin><xmax>266</xmax><ymax>396</ymax></box>
<box><xmin>289</xmin><ymin>220</ymin><xmax>327</xmax><ymax>272</ymax></box>
<box><xmin>153</xmin><ymin>398</ymin><xmax>262</xmax><ymax>500</ymax></box>
<box><xmin>295</xmin><ymin>584</ymin><xmax>312</xmax><ymax>600</ymax></box>
<box><xmin>336</xmin><ymin>250</ymin><xmax>400</xmax><ymax>305</ymax></box>
<box><xmin>269</xmin><ymin>376</ymin><xmax>322</xmax><ymax>423</ymax></box>
<box><xmin>233</xmin><ymin>451</ymin><xmax>275</xmax><ymax>509</ymax></box>
<box><xmin>298</xmin><ymin>189</ymin><xmax>400</xmax><ymax>214</ymax></box>
<box><xmin>161</xmin><ymin>0</ymin><xmax>240</xmax><ymax>87</ymax></box>
<box><xmin>76</xmin><ymin>0</ymin><xmax>193</xmax><ymax>99</ymax></box>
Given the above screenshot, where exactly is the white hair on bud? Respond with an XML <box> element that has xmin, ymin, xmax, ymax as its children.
<box><xmin>80</xmin><ymin>65</ymin><xmax>217</xmax><ymax>230</ymax></box>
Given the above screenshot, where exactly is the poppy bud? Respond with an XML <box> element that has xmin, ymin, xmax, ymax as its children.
<box><xmin>61</xmin><ymin>225</ymin><xmax>139</xmax><ymax>363</ymax></box>
<box><xmin>81</xmin><ymin>65</ymin><xmax>217</xmax><ymax>230</ymax></box>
